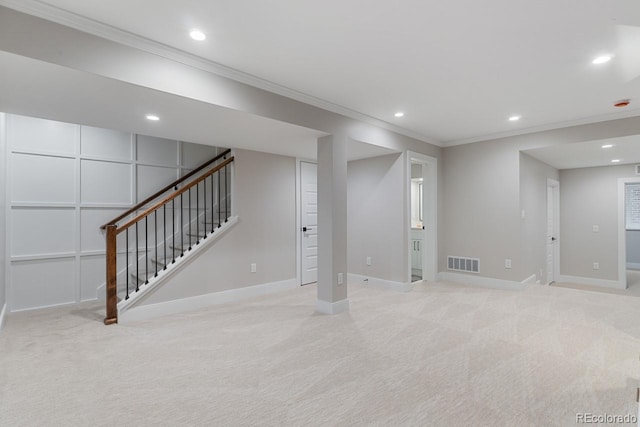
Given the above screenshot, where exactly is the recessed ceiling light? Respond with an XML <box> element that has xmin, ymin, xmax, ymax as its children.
<box><xmin>592</xmin><ymin>55</ymin><xmax>613</xmax><ymax>65</ymax></box>
<box><xmin>508</xmin><ymin>115</ymin><xmax>521</xmax><ymax>122</ymax></box>
<box><xmin>601</xmin><ymin>144</ymin><xmax>613</xmax><ymax>149</ymax></box>
<box><xmin>190</xmin><ymin>29</ymin><xmax>206</xmax><ymax>41</ymax></box>
<box><xmin>611</xmin><ymin>159</ymin><xmax>621</xmax><ymax>163</ymax></box>
<box><xmin>394</xmin><ymin>112</ymin><xmax>404</xmax><ymax>118</ymax></box>
<box><xmin>145</xmin><ymin>114</ymin><xmax>160</xmax><ymax>121</ymax></box>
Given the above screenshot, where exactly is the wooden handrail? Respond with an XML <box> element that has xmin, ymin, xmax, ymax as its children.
<box><xmin>100</xmin><ymin>148</ymin><xmax>231</xmax><ymax>229</ymax></box>
<box><xmin>103</xmin><ymin>151</ymin><xmax>235</xmax><ymax>325</ymax></box>
<box><xmin>116</xmin><ymin>156</ymin><xmax>234</xmax><ymax>234</ymax></box>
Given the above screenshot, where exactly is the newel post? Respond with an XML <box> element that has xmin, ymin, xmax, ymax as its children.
<box><xmin>104</xmin><ymin>224</ymin><xmax>118</xmax><ymax>325</ymax></box>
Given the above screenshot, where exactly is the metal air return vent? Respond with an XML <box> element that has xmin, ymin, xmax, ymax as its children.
<box><xmin>447</xmin><ymin>256</ymin><xmax>480</xmax><ymax>273</ymax></box>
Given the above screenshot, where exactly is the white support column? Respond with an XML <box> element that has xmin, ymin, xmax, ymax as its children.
<box><xmin>316</xmin><ymin>134</ymin><xmax>349</xmax><ymax>314</ymax></box>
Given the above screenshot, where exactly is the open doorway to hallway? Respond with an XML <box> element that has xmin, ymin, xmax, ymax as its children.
<box><xmin>410</xmin><ymin>161</ymin><xmax>425</xmax><ymax>282</ymax></box>
<box><xmin>406</xmin><ymin>152</ymin><xmax>437</xmax><ymax>284</ymax></box>
<box><xmin>624</xmin><ymin>180</ymin><xmax>640</xmax><ymax>291</ymax></box>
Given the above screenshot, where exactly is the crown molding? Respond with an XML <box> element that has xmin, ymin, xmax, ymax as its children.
<box><xmin>444</xmin><ymin>108</ymin><xmax>640</xmax><ymax>147</ymax></box>
<box><xmin>0</xmin><ymin>0</ymin><xmax>443</xmax><ymax>147</ymax></box>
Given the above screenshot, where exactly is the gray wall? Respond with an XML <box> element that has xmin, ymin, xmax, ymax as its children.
<box><xmin>348</xmin><ymin>154</ymin><xmax>406</xmax><ymax>283</ymax></box>
<box><xmin>0</xmin><ymin>114</ymin><xmax>6</xmax><ymax>313</ymax></box>
<box><xmin>626</xmin><ymin>230</ymin><xmax>640</xmax><ymax>269</ymax></box>
<box><xmin>440</xmin><ymin>116</ymin><xmax>640</xmax><ymax>284</ymax></box>
<box><xmin>442</xmin><ymin>139</ymin><xmax>522</xmax><ymax>281</ymax></box>
<box><xmin>139</xmin><ymin>149</ymin><xmax>296</xmax><ymax>304</ymax></box>
<box><xmin>628</xmin><ymin>231</ymin><xmax>640</xmax><ymax>266</ymax></box>
<box><xmin>519</xmin><ymin>153</ymin><xmax>559</xmax><ymax>281</ymax></box>
<box><xmin>560</xmin><ymin>164</ymin><xmax>638</xmax><ymax>280</ymax></box>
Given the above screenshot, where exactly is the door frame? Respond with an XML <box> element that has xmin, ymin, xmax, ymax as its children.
<box><xmin>546</xmin><ymin>178</ymin><xmax>560</xmax><ymax>285</ymax></box>
<box><xmin>296</xmin><ymin>158</ymin><xmax>317</xmax><ymax>286</ymax></box>
<box><xmin>618</xmin><ymin>177</ymin><xmax>640</xmax><ymax>289</ymax></box>
<box><xmin>406</xmin><ymin>151</ymin><xmax>438</xmax><ymax>283</ymax></box>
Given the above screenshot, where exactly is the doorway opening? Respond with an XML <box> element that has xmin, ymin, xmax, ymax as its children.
<box><xmin>410</xmin><ymin>161</ymin><xmax>424</xmax><ymax>282</ymax></box>
<box><xmin>619</xmin><ymin>178</ymin><xmax>640</xmax><ymax>290</ymax></box>
<box><xmin>406</xmin><ymin>152</ymin><xmax>437</xmax><ymax>284</ymax></box>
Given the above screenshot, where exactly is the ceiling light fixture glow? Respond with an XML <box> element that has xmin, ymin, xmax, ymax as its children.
<box><xmin>601</xmin><ymin>144</ymin><xmax>613</xmax><ymax>149</ymax></box>
<box><xmin>145</xmin><ymin>114</ymin><xmax>160</xmax><ymax>121</ymax></box>
<box><xmin>592</xmin><ymin>55</ymin><xmax>613</xmax><ymax>65</ymax></box>
<box><xmin>190</xmin><ymin>30</ymin><xmax>206</xmax><ymax>41</ymax></box>
<box><xmin>611</xmin><ymin>159</ymin><xmax>621</xmax><ymax>163</ymax></box>
<box><xmin>508</xmin><ymin>115</ymin><xmax>521</xmax><ymax>122</ymax></box>
<box><xmin>394</xmin><ymin>112</ymin><xmax>404</xmax><ymax>118</ymax></box>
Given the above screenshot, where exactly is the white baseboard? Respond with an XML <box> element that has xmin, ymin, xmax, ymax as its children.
<box><xmin>521</xmin><ymin>274</ymin><xmax>537</xmax><ymax>285</ymax></box>
<box><xmin>316</xmin><ymin>298</ymin><xmax>350</xmax><ymax>315</ymax></box>
<box><xmin>436</xmin><ymin>272</ymin><xmax>529</xmax><ymax>290</ymax></box>
<box><xmin>348</xmin><ymin>273</ymin><xmax>413</xmax><ymax>292</ymax></box>
<box><xmin>557</xmin><ymin>275</ymin><xmax>625</xmax><ymax>290</ymax></box>
<box><xmin>118</xmin><ymin>277</ymin><xmax>298</xmax><ymax>324</ymax></box>
<box><xmin>0</xmin><ymin>303</ymin><xmax>6</xmax><ymax>332</ymax></box>
<box><xmin>627</xmin><ymin>262</ymin><xmax>640</xmax><ymax>271</ymax></box>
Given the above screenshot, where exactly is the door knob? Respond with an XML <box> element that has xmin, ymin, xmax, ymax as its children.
<box><xmin>551</xmin><ymin>237</ymin><xmax>556</xmax><ymax>241</ymax></box>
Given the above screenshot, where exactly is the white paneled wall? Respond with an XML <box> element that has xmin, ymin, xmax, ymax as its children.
<box><xmin>4</xmin><ymin>113</ymin><xmax>220</xmax><ymax>311</ymax></box>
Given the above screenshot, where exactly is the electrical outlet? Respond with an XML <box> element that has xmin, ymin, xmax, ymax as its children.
<box><xmin>337</xmin><ymin>273</ymin><xmax>344</xmax><ymax>285</ymax></box>
<box><xmin>250</xmin><ymin>263</ymin><xmax>257</xmax><ymax>273</ymax></box>
<box><xmin>593</xmin><ymin>262</ymin><xmax>599</xmax><ymax>270</ymax></box>
<box><xmin>366</xmin><ymin>256</ymin><xmax>372</xmax><ymax>266</ymax></box>
<box><xmin>592</xmin><ymin>225</ymin><xmax>599</xmax><ymax>233</ymax></box>
<box><xmin>505</xmin><ymin>259</ymin><xmax>512</xmax><ymax>269</ymax></box>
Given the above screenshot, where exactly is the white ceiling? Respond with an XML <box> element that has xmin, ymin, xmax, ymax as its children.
<box><xmin>0</xmin><ymin>50</ymin><xmax>398</xmax><ymax>161</ymax></box>
<box><xmin>8</xmin><ymin>0</ymin><xmax>640</xmax><ymax>145</ymax></box>
<box><xmin>524</xmin><ymin>135</ymin><xmax>640</xmax><ymax>170</ymax></box>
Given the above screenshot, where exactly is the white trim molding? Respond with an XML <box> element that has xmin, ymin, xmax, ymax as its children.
<box><xmin>348</xmin><ymin>273</ymin><xmax>413</xmax><ymax>292</ymax></box>
<box><xmin>316</xmin><ymin>298</ymin><xmax>350</xmax><ymax>315</ymax></box>
<box><xmin>118</xmin><ymin>278</ymin><xmax>298</xmax><ymax>324</ymax></box>
<box><xmin>627</xmin><ymin>262</ymin><xmax>640</xmax><ymax>271</ymax></box>
<box><xmin>0</xmin><ymin>303</ymin><xmax>6</xmax><ymax>331</ymax></box>
<box><xmin>557</xmin><ymin>275</ymin><xmax>625</xmax><ymax>290</ymax></box>
<box><xmin>437</xmin><ymin>272</ymin><xmax>530</xmax><ymax>290</ymax></box>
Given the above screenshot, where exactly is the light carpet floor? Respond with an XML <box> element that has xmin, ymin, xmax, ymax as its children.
<box><xmin>1</xmin><ymin>281</ymin><xmax>640</xmax><ymax>426</ymax></box>
<box><xmin>553</xmin><ymin>270</ymin><xmax>640</xmax><ymax>298</ymax></box>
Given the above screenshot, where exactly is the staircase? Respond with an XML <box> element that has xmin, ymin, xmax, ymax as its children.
<box><xmin>101</xmin><ymin>149</ymin><xmax>235</xmax><ymax>324</ymax></box>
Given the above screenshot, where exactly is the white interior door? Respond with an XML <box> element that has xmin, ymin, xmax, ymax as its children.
<box><xmin>546</xmin><ymin>181</ymin><xmax>558</xmax><ymax>284</ymax></box>
<box><xmin>301</xmin><ymin>162</ymin><xmax>318</xmax><ymax>284</ymax></box>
